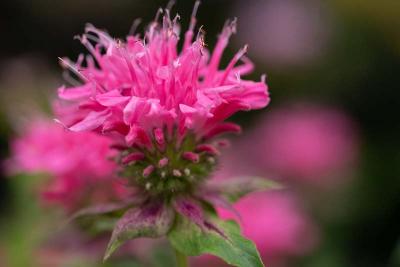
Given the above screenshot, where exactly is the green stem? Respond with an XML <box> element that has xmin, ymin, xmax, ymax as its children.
<box><xmin>174</xmin><ymin>248</ymin><xmax>189</xmax><ymax>267</ymax></box>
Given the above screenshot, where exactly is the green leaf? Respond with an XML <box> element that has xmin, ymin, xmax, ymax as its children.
<box><xmin>214</xmin><ymin>176</ymin><xmax>282</xmax><ymax>203</ymax></box>
<box><xmin>168</xmin><ymin>215</ymin><xmax>265</xmax><ymax>267</ymax></box>
<box><xmin>104</xmin><ymin>200</ymin><xmax>175</xmax><ymax>261</ymax></box>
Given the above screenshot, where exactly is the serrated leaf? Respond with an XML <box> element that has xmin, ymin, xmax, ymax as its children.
<box><xmin>211</xmin><ymin>176</ymin><xmax>282</xmax><ymax>203</ymax></box>
<box><xmin>168</xmin><ymin>215</ymin><xmax>265</xmax><ymax>267</ymax></box>
<box><xmin>104</xmin><ymin>200</ymin><xmax>175</xmax><ymax>261</ymax></box>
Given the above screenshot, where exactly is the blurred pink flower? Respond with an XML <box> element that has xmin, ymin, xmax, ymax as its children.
<box><xmin>219</xmin><ymin>191</ymin><xmax>318</xmax><ymax>265</ymax></box>
<box><xmin>254</xmin><ymin>104</ymin><xmax>358</xmax><ymax>184</ymax></box>
<box><xmin>57</xmin><ymin>13</ymin><xmax>269</xmax><ymax>149</ymax></box>
<box><xmin>8</xmin><ymin>119</ymin><xmax>127</xmax><ymax>212</ymax></box>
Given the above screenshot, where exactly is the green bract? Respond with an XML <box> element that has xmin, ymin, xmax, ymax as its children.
<box><xmin>169</xmin><ymin>215</ymin><xmax>264</xmax><ymax>267</ymax></box>
<box><xmin>68</xmin><ymin>176</ymin><xmax>279</xmax><ymax>267</ymax></box>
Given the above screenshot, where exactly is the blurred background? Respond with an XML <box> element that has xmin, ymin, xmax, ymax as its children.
<box><xmin>0</xmin><ymin>0</ymin><xmax>399</xmax><ymax>266</ymax></box>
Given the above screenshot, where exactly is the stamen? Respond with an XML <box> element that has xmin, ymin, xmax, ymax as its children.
<box><xmin>154</xmin><ymin>8</ymin><xmax>163</xmax><ymax>23</ymax></box>
<box><xmin>119</xmin><ymin>46</ymin><xmax>141</xmax><ymax>95</ymax></box>
<box><xmin>58</xmin><ymin>57</ymin><xmax>89</xmax><ymax>82</ymax></box>
<box><xmin>183</xmin><ymin>0</ymin><xmax>201</xmax><ymax>51</ymax></box>
<box><xmin>62</xmin><ymin>71</ymin><xmax>81</xmax><ymax>87</ymax></box>
<box><xmin>166</xmin><ymin>0</ymin><xmax>176</xmax><ymax>12</ymax></box>
<box><xmin>219</xmin><ymin>44</ymin><xmax>248</xmax><ymax>85</ymax></box>
<box><xmin>204</xmin><ymin>18</ymin><xmax>237</xmax><ymax>85</ymax></box>
<box><xmin>191</xmin><ymin>1</ymin><xmax>201</xmax><ymax>25</ymax></box>
<box><xmin>85</xmin><ymin>24</ymin><xmax>114</xmax><ymax>46</ymax></box>
<box><xmin>129</xmin><ymin>18</ymin><xmax>142</xmax><ymax>36</ymax></box>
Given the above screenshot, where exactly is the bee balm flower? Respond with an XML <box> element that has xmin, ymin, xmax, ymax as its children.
<box><xmin>57</xmin><ymin>6</ymin><xmax>269</xmax><ymax>197</ymax></box>
<box><xmin>253</xmin><ymin>104</ymin><xmax>358</xmax><ymax>186</ymax></box>
<box><xmin>8</xmin><ymin>119</ymin><xmax>125</xmax><ymax>213</ymax></box>
<box><xmin>54</xmin><ymin>4</ymin><xmax>271</xmax><ymax>264</ymax></box>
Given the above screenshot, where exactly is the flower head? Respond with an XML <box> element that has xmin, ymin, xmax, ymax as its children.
<box><xmin>253</xmin><ymin>104</ymin><xmax>358</xmax><ymax>184</ymax></box>
<box><xmin>57</xmin><ymin>5</ymin><xmax>269</xmax><ymax>197</ymax></box>
<box><xmin>53</xmin><ymin>4</ymin><xmax>272</xmax><ymax>263</ymax></box>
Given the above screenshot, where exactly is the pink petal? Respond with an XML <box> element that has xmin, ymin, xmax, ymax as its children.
<box><xmin>58</xmin><ymin>84</ymin><xmax>93</xmax><ymax>100</ymax></box>
<box><xmin>69</xmin><ymin>110</ymin><xmax>110</xmax><ymax>132</ymax></box>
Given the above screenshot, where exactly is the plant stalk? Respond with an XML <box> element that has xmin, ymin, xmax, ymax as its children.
<box><xmin>174</xmin><ymin>248</ymin><xmax>189</xmax><ymax>267</ymax></box>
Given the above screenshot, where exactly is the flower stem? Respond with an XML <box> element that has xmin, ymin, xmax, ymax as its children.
<box><xmin>174</xmin><ymin>248</ymin><xmax>189</xmax><ymax>267</ymax></box>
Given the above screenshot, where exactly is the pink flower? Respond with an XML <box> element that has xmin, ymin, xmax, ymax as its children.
<box><xmin>57</xmin><ymin>10</ymin><xmax>269</xmax><ymax>149</ymax></box>
<box><xmin>8</xmin><ymin>119</ymin><xmax>126</xmax><ymax>212</ymax></box>
<box><xmin>219</xmin><ymin>191</ymin><xmax>318</xmax><ymax>264</ymax></box>
<box><xmin>46</xmin><ymin>6</ymin><xmax>272</xmax><ymax>261</ymax></box>
<box><xmin>55</xmin><ymin>6</ymin><xmax>269</xmax><ymax>198</ymax></box>
<box><xmin>252</xmin><ymin>104</ymin><xmax>359</xmax><ymax>185</ymax></box>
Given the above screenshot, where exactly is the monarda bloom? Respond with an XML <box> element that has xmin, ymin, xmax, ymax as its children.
<box><xmin>56</xmin><ymin>3</ymin><xmax>272</xmax><ymax>267</ymax></box>
<box><xmin>8</xmin><ymin>119</ymin><xmax>125</xmax><ymax>213</ymax></box>
<box><xmin>251</xmin><ymin>103</ymin><xmax>358</xmax><ymax>186</ymax></box>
